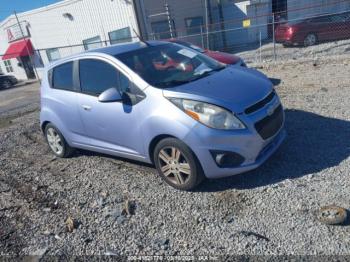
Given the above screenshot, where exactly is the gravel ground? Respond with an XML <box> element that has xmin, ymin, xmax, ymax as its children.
<box><xmin>0</xmin><ymin>55</ymin><xmax>349</xmax><ymax>257</ymax></box>
<box><xmin>238</xmin><ymin>38</ymin><xmax>350</xmax><ymax>64</ymax></box>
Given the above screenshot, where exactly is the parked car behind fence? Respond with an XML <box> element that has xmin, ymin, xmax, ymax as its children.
<box><xmin>276</xmin><ymin>11</ymin><xmax>350</xmax><ymax>47</ymax></box>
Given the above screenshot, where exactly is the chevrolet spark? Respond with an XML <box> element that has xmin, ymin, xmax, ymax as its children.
<box><xmin>41</xmin><ymin>41</ymin><xmax>286</xmax><ymax>190</ymax></box>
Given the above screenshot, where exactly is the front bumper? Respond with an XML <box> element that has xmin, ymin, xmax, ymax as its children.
<box><xmin>183</xmin><ymin>97</ymin><xmax>286</xmax><ymax>179</ymax></box>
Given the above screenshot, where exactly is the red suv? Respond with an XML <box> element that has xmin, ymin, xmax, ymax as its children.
<box><xmin>275</xmin><ymin>11</ymin><xmax>350</xmax><ymax>47</ymax></box>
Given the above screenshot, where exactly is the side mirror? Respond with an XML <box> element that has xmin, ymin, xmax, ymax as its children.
<box><xmin>98</xmin><ymin>87</ymin><xmax>122</xmax><ymax>103</ymax></box>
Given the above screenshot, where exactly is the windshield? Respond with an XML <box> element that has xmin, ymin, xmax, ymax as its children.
<box><xmin>115</xmin><ymin>43</ymin><xmax>225</xmax><ymax>88</ymax></box>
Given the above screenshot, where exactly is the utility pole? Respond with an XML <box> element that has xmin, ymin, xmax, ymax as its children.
<box><xmin>14</xmin><ymin>11</ymin><xmax>41</xmax><ymax>83</ymax></box>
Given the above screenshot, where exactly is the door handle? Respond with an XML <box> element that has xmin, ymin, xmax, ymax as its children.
<box><xmin>82</xmin><ymin>105</ymin><xmax>92</xmax><ymax>111</ymax></box>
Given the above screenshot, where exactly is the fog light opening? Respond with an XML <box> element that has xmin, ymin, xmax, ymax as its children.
<box><xmin>210</xmin><ymin>150</ymin><xmax>245</xmax><ymax>168</ymax></box>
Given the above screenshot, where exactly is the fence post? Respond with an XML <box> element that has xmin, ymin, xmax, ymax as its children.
<box><xmin>272</xmin><ymin>13</ymin><xmax>276</xmax><ymax>62</ymax></box>
<box><xmin>259</xmin><ymin>30</ymin><xmax>262</xmax><ymax>63</ymax></box>
<box><xmin>200</xmin><ymin>26</ymin><xmax>205</xmax><ymax>48</ymax></box>
<box><xmin>14</xmin><ymin>11</ymin><xmax>41</xmax><ymax>83</ymax></box>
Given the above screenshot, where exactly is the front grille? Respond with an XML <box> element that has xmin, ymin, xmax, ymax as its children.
<box><xmin>245</xmin><ymin>91</ymin><xmax>276</xmax><ymax>115</ymax></box>
<box><xmin>255</xmin><ymin>105</ymin><xmax>283</xmax><ymax>140</ymax></box>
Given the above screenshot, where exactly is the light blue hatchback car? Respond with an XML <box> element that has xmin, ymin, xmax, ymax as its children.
<box><xmin>40</xmin><ymin>41</ymin><xmax>286</xmax><ymax>190</ymax></box>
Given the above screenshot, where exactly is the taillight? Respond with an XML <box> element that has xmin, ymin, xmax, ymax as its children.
<box><xmin>287</xmin><ymin>27</ymin><xmax>294</xmax><ymax>35</ymax></box>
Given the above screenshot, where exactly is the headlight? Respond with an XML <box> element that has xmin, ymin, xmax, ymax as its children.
<box><xmin>169</xmin><ymin>98</ymin><xmax>245</xmax><ymax>130</ymax></box>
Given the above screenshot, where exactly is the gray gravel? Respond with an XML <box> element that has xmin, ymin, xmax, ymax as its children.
<box><xmin>238</xmin><ymin>38</ymin><xmax>350</xmax><ymax>64</ymax></box>
<box><xmin>0</xmin><ymin>55</ymin><xmax>349</xmax><ymax>257</ymax></box>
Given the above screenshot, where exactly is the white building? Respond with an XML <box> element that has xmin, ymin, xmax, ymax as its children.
<box><xmin>0</xmin><ymin>0</ymin><xmax>140</xmax><ymax>80</ymax></box>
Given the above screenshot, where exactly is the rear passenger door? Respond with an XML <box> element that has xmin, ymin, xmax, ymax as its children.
<box><xmin>49</xmin><ymin>62</ymin><xmax>87</xmax><ymax>144</ymax></box>
<box><xmin>310</xmin><ymin>15</ymin><xmax>333</xmax><ymax>41</ymax></box>
<box><xmin>76</xmin><ymin>58</ymin><xmax>144</xmax><ymax>156</ymax></box>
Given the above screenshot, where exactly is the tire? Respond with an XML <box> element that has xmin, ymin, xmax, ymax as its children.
<box><xmin>153</xmin><ymin>138</ymin><xmax>205</xmax><ymax>191</ymax></box>
<box><xmin>304</xmin><ymin>33</ymin><xmax>317</xmax><ymax>47</ymax></box>
<box><xmin>44</xmin><ymin>123</ymin><xmax>74</xmax><ymax>158</ymax></box>
<box><xmin>2</xmin><ymin>80</ymin><xmax>12</xmax><ymax>89</ymax></box>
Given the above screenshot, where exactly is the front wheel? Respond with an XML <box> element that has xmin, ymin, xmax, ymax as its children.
<box><xmin>153</xmin><ymin>138</ymin><xmax>205</xmax><ymax>191</ymax></box>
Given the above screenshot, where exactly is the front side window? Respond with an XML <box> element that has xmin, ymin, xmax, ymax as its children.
<box><xmin>109</xmin><ymin>27</ymin><xmax>132</xmax><ymax>45</ymax></box>
<box><xmin>115</xmin><ymin>43</ymin><xmax>224</xmax><ymax>88</ymax></box>
<box><xmin>46</xmin><ymin>48</ymin><xmax>61</xmax><ymax>62</ymax></box>
<box><xmin>79</xmin><ymin>59</ymin><xmax>128</xmax><ymax>96</ymax></box>
<box><xmin>83</xmin><ymin>36</ymin><xmax>102</xmax><ymax>50</ymax></box>
<box><xmin>52</xmin><ymin>62</ymin><xmax>74</xmax><ymax>91</ymax></box>
<box><xmin>185</xmin><ymin>17</ymin><xmax>203</xmax><ymax>35</ymax></box>
<box><xmin>4</xmin><ymin>60</ymin><xmax>13</xmax><ymax>73</ymax></box>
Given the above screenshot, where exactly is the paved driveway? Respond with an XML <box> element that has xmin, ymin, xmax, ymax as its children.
<box><xmin>0</xmin><ymin>81</ymin><xmax>40</xmax><ymax>115</ymax></box>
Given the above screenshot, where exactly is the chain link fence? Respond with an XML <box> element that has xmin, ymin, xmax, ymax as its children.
<box><xmin>0</xmin><ymin>0</ymin><xmax>350</xmax><ymax>80</ymax></box>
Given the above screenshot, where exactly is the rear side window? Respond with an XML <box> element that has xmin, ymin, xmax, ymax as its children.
<box><xmin>311</xmin><ymin>16</ymin><xmax>331</xmax><ymax>23</ymax></box>
<box><xmin>79</xmin><ymin>59</ymin><xmax>120</xmax><ymax>95</ymax></box>
<box><xmin>52</xmin><ymin>62</ymin><xmax>74</xmax><ymax>91</ymax></box>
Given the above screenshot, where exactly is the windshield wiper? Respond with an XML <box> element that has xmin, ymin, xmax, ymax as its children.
<box><xmin>190</xmin><ymin>66</ymin><xmax>226</xmax><ymax>81</ymax></box>
<box><xmin>154</xmin><ymin>79</ymin><xmax>192</xmax><ymax>88</ymax></box>
<box><xmin>154</xmin><ymin>66</ymin><xmax>227</xmax><ymax>88</ymax></box>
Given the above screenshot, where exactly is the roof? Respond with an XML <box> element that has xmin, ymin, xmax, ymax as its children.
<box><xmin>47</xmin><ymin>40</ymin><xmax>169</xmax><ymax>69</ymax></box>
<box><xmin>0</xmin><ymin>0</ymin><xmax>81</xmax><ymax>27</ymax></box>
<box><xmin>89</xmin><ymin>40</ymin><xmax>167</xmax><ymax>56</ymax></box>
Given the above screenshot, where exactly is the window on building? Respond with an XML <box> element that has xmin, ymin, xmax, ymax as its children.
<box><xmin>151</xmin><ymin>20</ymin><xmax>176</xmax><ymax>40</ymax></box>
<box><xmin>79</xmin><ymin>59</ymin><xmax>124</xmax><ymax>96</ymax></box>
<box><xmin>83</xmin><ymin>36</ymin><xmax>102</xmax><ymax>50</ymax></box>
<box><xmin>46</xmin><ymin>48</ymin><xmax>61</xmax><ymax>62</ymax></box>
<box><xmin>4</xmin><ymin>60</ymin><xmax>14</xmax><ymax>73</ymax></box>
<box><xmin>109</xmin><ymin>27</ymin><xmax>132</xmax><ymax>45</ymax></box>
<box><xmin>52</xmin><ymin>62</ymin><xmax>74</xmax><ymax>91</ymax></box>
<box><xmin>185</xmin><ymin>17</ymin><xmax>203</xmax><ymax>35</ymax></box>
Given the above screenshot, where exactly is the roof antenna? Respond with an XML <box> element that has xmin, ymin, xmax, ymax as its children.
<box><xmin>132</xmin><ymin>28</ymin><xmax>150</xmax><ymax>46</ymax></box>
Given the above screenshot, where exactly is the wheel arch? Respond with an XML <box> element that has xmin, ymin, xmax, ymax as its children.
<box><xmin>148</xmin><ymin>134</ymin><xmax>176</xmax><ymax>164</ymax></box>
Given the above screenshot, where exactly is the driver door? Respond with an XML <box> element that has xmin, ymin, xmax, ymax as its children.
<box><xmin>76</xmin><ymin>58</ymin><xmax>143</xmax><ymax>157</ymax></box>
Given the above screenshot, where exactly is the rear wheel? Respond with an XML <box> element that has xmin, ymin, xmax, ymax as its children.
<box><xmin>304</xmin><ymin>33</ymin><xmax>317</xmax><ymax>47</ymax></box>
<box><xmin>153</xmin><ymin>138</ymin><xmax>205</xmax><ymax>191</ymax></box>
<box><xmin>45</xmin><ymin>123</ymin><xmax>74</xmax><ymax>158</ymax></box>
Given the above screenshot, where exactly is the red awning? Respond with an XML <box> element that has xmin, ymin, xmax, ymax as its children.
<box><xmin>2</xmin><ymin>39</ymin><xmax>34</xmax><ymax>60</ymax></box>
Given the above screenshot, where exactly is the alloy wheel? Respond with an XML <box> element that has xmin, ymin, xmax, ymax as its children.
<box><xmin>46</xmin><ymin>127</ymin><xmax>64</xmax><ymax>155</ymax></box>
<box><xmin>158</xmin><ymin>146</ymin><xmax>192</xmax><ymax>185</ymax></box>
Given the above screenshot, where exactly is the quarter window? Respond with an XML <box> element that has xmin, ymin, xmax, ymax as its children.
<box><xmin>46</xmin><ymin>48</ymin><xmax>61</xmax><ymax>62</ymax></box>
<box><xmin>83</xmin><ymin>36</ymin><xmax>102</xmax><ymax>50</ymax></box>
<box><xmin>52</xmin><ymin>62</ymin><xmax>74</xmax><ymax>91</ymax></box>
<box><xmin>4</xmin><ymin>60</ymin><xmax>14</xmax><ymax>73</ymax></box>
<box><xmin>79</xmin><ymin>59</ymin><xmax>129</xmax><ymax>96</ymax></box>
<box><xmin>109</xmin><ymin>27</ymin><xmax>132</xmax><ymax>45</ymax></box>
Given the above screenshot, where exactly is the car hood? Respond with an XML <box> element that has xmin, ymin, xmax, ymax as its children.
<box><xmin>162</xmin><ymin>67</ymin><xmax>273</xmax><ymax>113</ymax></box>
<box><xmin>204</xmin><ymin>50</ymin><xmax>241</xmax><ymax>64</ymax></box>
